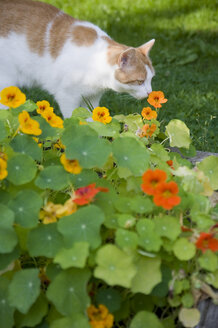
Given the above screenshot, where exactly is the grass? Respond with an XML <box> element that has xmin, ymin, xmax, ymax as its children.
<box><xmin>27</xmin><ymin>0</ymin><xmax>218</xmax><ymax>152</ymax></box>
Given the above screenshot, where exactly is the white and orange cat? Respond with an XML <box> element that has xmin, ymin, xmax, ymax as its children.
<box><xmin>0</xmin><ymin>0</ymin><xmax>155</xmax><ymax>118</ymax></box>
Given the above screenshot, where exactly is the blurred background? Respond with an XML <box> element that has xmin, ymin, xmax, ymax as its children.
<box><xmin>26</xmin><ymin>0</ymin><xmax>218</xmax><ymax>152</ymax></box>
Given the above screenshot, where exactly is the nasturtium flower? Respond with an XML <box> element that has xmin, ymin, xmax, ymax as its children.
<box><xmin>41</xmin><ymin>109</ymin><xmax>63</xmax><ymax>128</ymax></box>
<box><xmin>74</xmin><ymin>183</ymin><xmax>109</xmax><ymax>205</ymax></box>
<box><xmin>141</xmin><ymin>169</ymin><xmax>167</xmax><ymax>195</ymax></box>
<box><xmin>40</xmin><ymin>200</ymin><xmax>77</xmax><ymax>224</ymax></box>
<box><xmin>195</xmin><ymin>232</ymin><xmax>218</xmax><ymax>253</ymax></box>
<box><xmin>92</xmin><ymin>107</ymin><xmax>112</xmax><ymax>124</ymax></box>
<box><xmin>141</xmin><ymin>123</ymin><xmax>157</xmax><ymax>137</ymax></box>
<box><xmin>0</xmin><ymin>86</ymin><xmax>26</xmax><ymax>108</ymax></box>
<box><xmin>153</xmin><ymin>181</ymin><xmax>181</xmax><ymax>210</ymax></box>
<box><xmin>141</xmin><ymin>107</ymin><xmax>157</xmax><ymax>120</ymax></box>
<box><xmin>87</xmin><ymin>304</ymin><xmax>114</xmax><ymax>328</ymax></box>
<box><xmin>19</xmin><ymin>110</ymin><xmax>42</xmax><ymax>135</ymax></box>
<box><xmin>0</xmin><ymin>158</ymin><xmax>8</xmax><ymax>180</ymax></box>
<box><xmin>60</xmin><ymin>153</ymin><xmax>82</xmax><ymax>174</ymax></box>
<box><xmin>53</xmin><ymin>139</ymin><xmax>65</xmax><ymax>150</ymax></box>
<box><xmin>36</xmin><ymin>100</ymin><xmax>53</xmax><ymax>115</ymax></box>
<box><xmin>147</xmin><ymin>91</ymin><xmax>168</xmax><ymax>108</ymax></box>
<box><xmin>167</xmin><ymin>160</ymin><xmax>174</xmax><ymax>169</ymax></box>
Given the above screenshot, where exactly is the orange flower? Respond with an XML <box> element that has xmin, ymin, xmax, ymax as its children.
<box><xmin>141</xmin><ymin>169</ymin><xmax>167</xmax><ymax>195</ymax></box>
<box><xmin>19</xmin><ymin>111</ymin><xmax>42</xmax><ymax>135</ymax></box>
<box><xmin>92</xmin><ymin>107</ymin><xmax>112</xmax><ymax>124</ymax></box>
<box><xmin>147</xmin><ymin>91</ymin><xmax>167</xmax><ymax>108</ymax></box>
<box><xmin>87</xmin><ymin>304</ymin><xmax>114</xmax><ymax>328</ymax></box>
<box><xmin>153</xmin><ymin>181</ymin><xmax>181</xmax><ymax>210</ymax></box>
<box><xmin>60</xmin><ymin>153</ymin><xmax>82</xmax><ymax>174</ymax></box>
<box><xmin>0</xmin><ymin>86</ymin><xmax>26</xmax><ymax>108</ymax></box>
<box><xmin>41</xmin><ymin>108</ymin><xmax>63</xmax><ymax>128</ymax></box>
<box><xmin>36</xmin><ymin>100</ymin><xmax>53</xmax><ymax>115</ymax></box>
<box><xmin>195</xmin><ymin>232</ymin><xmax>218</xmax><ymax>253</ymax></box>
<box><xmin>141</xmin><ymin>107</ymin><xmax>157</xmax><ymax>120</ymax></box>
<box><xmin>74</xmin><ymin>183</ymin><xmax>109</xmax><ymax>205</ymax></box>
<box><xmin>141</xmin><ymin>123</ymin><xmax>156</xmax><ymax>137</ymax></box>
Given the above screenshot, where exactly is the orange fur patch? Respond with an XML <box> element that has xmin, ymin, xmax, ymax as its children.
<box><xmin>49</xmin><ymin>14</ymin><xmax>75</xmax><ymax>58</ymax></box>
<box><xmin>0</xmin><ymin>0</ymin><xmax>59</xmax><ymax>55</ymax></box>
<box><xmin>72</xmin><ymin>26</ymin><xmax>98</xmax><ymax>46</ymax></box>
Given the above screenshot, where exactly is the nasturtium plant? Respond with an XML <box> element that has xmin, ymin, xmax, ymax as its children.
<box><xmin>0</xmin><ymin>88</ymin><xmax>217</xmax><ymax>328</ymax></box>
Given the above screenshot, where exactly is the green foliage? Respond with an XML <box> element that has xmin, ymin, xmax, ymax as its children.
<box><xmin>0</xmin><ymin>90</ymin><xmax>217</xmax><ymax>327</ymax></box>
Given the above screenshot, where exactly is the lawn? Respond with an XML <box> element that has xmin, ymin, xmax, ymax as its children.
<box><xmin>28</xmin><ymin>0</ymin><xmax>218</xmax><ymax>152</ymax></box>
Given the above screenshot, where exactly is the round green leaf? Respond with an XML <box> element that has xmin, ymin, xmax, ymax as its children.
<box><xmin>94</xmin><ymin>244</ymin><xmax>137</xmax><ymax>288</ymax></box>
<box><xmin>198</xmin><ymin>250</ymin><xmax>218</xmax><ymax>272</ymax></box>
<box><xmin>179</xmin><ymin>308</ymin><xmax>201</xmax><ymax>328</ymax></box>
<box><xmin>181</xmin><ymin>293</ymin><xmax>194</xmax><ymax>308</ymax></box>
<box><xmin>0</xmin><ymin>277</ymin><xmax>15</xmax><ymax>328</ymax></box>
<box><xmin>173</xmin><ymin>238</ymin><xmax>196</xmax><ymax>261</ymax></box>
<box><xmin>27</xmin><ymin>223</ymin><xmax>63</xmax><ymax>258</ymax></box>
<box><xmin>89</xmin><ymin>120</ymin><xmax>120</xmax><ymax>137</ymax></box>
<box><xmin>35</xmin><ymin>165</ymin><xmax>69</xmax><ymax>190</ymax></box>
<box><xmin>7</xmin><ymin>154</ymin><xmax>37</xmax><ymax>185</ymax></box>
<box><xmin>130</xmin><ymin>311</ymin><xmax>163</xmax><ymax>328</ymax></box>
<box><xmin>54</xmin><ymin>242</ymin><xmax>89</xmax><ymax>269</ymax></box>
<box><xmin>9</xmin><ymin>189</ymin><xmax>42</xmax><ymax>228</ymax></box>
<box><xmin>136</xmin><ymin>219</ymin><xmax>162</xmax><ymax>252</ymax></box>
<box><xmin>0</xmin><ymin>121</ymin><xmax>7</xmax><ymax>141</ymax></box>
<box><xmin>117</xmin><ymin>214</ymin><xmax>136</xmax><ymax>229</ymax></box>
<box><xmin>0</xmin><ymin>204</ymin><xmax>17</xmax><ymax>253</ymax></box>
<box><xmin>0</xmin><ymin>246</ymin><xmax>20</xmax><ymax>270</ymax></box>
<box><xmin>198</xmin><ymin>155</ymin><xmax>218</xmax><ymax>190</ymax></box>
<box><xmin>15</xmin><ymin>294</ymin><xmax>48</xmax><ymax>328</ymax></box>
<box><xmin>8</xmin><ymin>269</ymin><xmax>40</xmax><ymax>314</ymax></box>
<box><xmin>46</xmin><ymin>268</ymin><xmax>90</xmax><ymax>316</ymax></box>
<box><xmin>115</xmin><ymin>229</ymin><xmax>138</xmax><ymax>249</ymax></box>
<box><xmin>131</xmin><ymin>256</ymin><xmax>162</xmax><ymax>294</ymax></box>
<box><xmin>12</xmin><ymin>100</ymin><xmax>37</xmax><ymax>114</ymax></box>
<box><xmin>57</xmin><ymin>205</ymin><xmax>104</xmax><ymax>249</ymax></box>
<box><xmin>130</xmin><ymin>196</ymin><xmax>154</xmax><ymax>214</ymax></box>
<box><xmin>96</xmin><ymin>288</ymin><xmax>121</xmax><ymax>313</ymax></box>
<box><xmin>10</xmin><ymin>134</ymin><xmax>42</xmax><ymax>161</ymax></box>
<box><xmin>50</xmin><ymin>314</ymin><xmax>90</xmax><ymax>328</ymax></box>
<box><xmin>165</xmin><ymin>119</ymin><xmax>191</xmax><ymax>149</ymax></box>
<box><xmin>66</xmin><ymin>135</ymin><xmax>111</xmax><ymax>169</ymax></box>
<box><xmin>112</xmin><ymin>137</ymin><xmax>150</xmax><ymax>176</ymax></box>
<box><xmin>154</xmin><ymin>216</ymin><xmax>181</xmax><ymax>241</ymax></box>
<box><xmin>34</xmin><ymin>116</ymin><xmax>61</xmax><ymax>139</ymax></box>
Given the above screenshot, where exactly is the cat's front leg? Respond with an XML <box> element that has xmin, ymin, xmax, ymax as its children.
<box><xmin>55</xmin><ymin>92</ymin><xmax>81</xmax><ymax>118</ymax></box>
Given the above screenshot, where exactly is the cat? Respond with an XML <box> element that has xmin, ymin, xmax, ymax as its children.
<box><xmin>0</xmin><ymin>0</ymin><xmax>155</xmax><ymax>118</ymax></box>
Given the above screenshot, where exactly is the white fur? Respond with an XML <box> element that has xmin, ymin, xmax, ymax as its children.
<box><xmin>0</xmin><ymin>21</ymin><xmax>154</xmax><ymax>117</ymax></box>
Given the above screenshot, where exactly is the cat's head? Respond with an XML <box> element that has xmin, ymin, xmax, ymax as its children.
<box><xmin>108</xmin><ymin>39</ymin><xmax>155</xmax><ymax>99</ymax></box>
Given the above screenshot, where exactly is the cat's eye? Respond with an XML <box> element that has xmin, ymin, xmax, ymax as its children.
<box><xmin>137</xmin><ymin>80</ymin><xmax>144</xmax><ymax>85</ymax></box>
<box><xmin>127</xmin><ymin>80</ymin><xmax>144</xmax><ymax>86</ymax></box>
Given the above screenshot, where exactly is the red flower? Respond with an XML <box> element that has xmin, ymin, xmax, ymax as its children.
<box><xmin>74</xmin><ymin>183</ymin><xmax>109</xmax><ymax>205</ymax></box>
<box><xmin>166</xmin><ymin>160</ymin><xmax>174</xmax><ymax>170</ymax></box>
<box><xmin>141</xmin><ymin>169</ymin><xmax>167</xmax><ymax>195</ymax></box>
<box><xmin>153</xmin><ymin>181</ymin><xmax>181</xmax><ymax>210</ymax></box>
<box><xmin>195</xmin><ymin>232</ymin><xmax>218</xmax><ymax>253</ymax></box>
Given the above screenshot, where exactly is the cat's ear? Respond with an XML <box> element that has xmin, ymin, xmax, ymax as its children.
<box><xmin>138</xmin><ymin>39</ymin><xmax>155</xmax><ymax>55</ymax></box>
<box><xmin>118</xmin><ymin>48</ymin><xmax>136</xmax><ymax>68</ymax></box>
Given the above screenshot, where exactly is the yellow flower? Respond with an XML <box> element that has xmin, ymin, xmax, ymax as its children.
<box><xmin>41</xmin><ymin>108</ymin><xmax>63</xmax><ymax>128</ymax></box>
<box><xmin>60</xmin><ymin>154</ymin><xmax>82</xmax><ymax>174</ymax></box>
<box><xmin>53</xmin><ymin>139</ymin><xmax>65</xmax><ymax>150</ymax></box>
<box><xmin>19</xmin><ymin>111</ymin><xmax>42</xmax><ymax>135</ymax></box>
<box><xmin>87</xmin><ymin>304</ymin><xmax>114</xmax><ymax>328</ymax></box>
<box><xmin>40</xmin><ymin>200</ymin><xmax>77</xmax><ymax>224</ymax></box>
<box><xmin>36</xmin><ymin>100</ymin><xmax>53</xmax><ymax>115</ymax></box>
<box><xmin>0</xmin><ymin>158</ymin><xmax>8</xmax><ymax>180</ymax></box>
<box><xmin>0</xmin><ymin>86</ymin><xmax>26</xmax><ymax>108</ymax></box>
<box><xmin>92</xmin><ymin>107</ymin><xmax>112</xmax><ymax>124</ymax></box>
